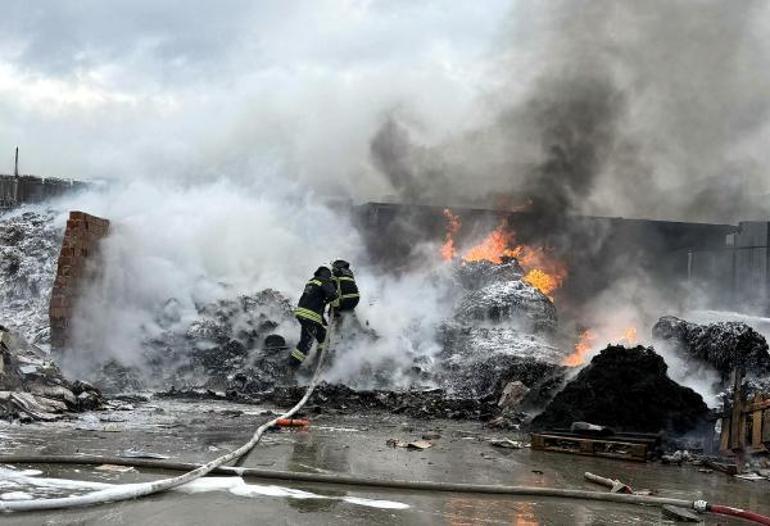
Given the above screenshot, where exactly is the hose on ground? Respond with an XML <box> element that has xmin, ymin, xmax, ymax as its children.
<box><xmin>0</xmin><ymin>309</ymin><xmax>336</xmax><ymax>513</ymax></box>
<box><xmin>709</xmin><ymin>505</ymin><xmax>770</xmax><ymax>526</ymax></box>
<box><xmin>2</xmin><ymin>455</ymin><xmax>770</xmax><ymax>524</ymax></box>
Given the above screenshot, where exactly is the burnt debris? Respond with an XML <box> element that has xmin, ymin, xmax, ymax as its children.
<box><xmin>652</xmin><ymin>316</ymin><xmax>770</xmax><ymax>377</ymax></box>
<box><xmin>532</xmin><ymin>345</ymin><xmax>710</xmax><ymax>434</ymax></box>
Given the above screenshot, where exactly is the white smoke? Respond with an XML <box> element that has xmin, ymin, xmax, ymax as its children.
<box><xmin>46</xmin><ymin>179</ymin><xmax>458</xmax><ymax>386</ymax></box>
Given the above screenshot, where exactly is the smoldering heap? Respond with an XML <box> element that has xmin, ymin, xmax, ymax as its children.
<box><xmin>0</xmin><ymin>326</ymin><xmax>104</xmax><ymax>421</ymax></box>
<box><xmin>148</xmin><ymin>257</ymin><xmax>567</xmax><ymax>423</ymax></box>
<box><xmin>95</xmin><ymin>289</ymin><xmax>296</xmax><ymax>394</ymax></box>
<box><xmin>532</xmin><ymin>345</ymin><xmax>710</xmax><ymax>434</ymax></box>
<box><xmin>436</xmin><ymin>259</ymin><xmax>564</xmax><ymax>402</ymax></box>
<box><xmin>273</xmin><ymin>259</ymin><xmax>566</xmax><ymax>421</ymax></box>
<box><xmin>652</xmin><ymin>316</ymin><xmax>770</xmax><ymax>377</ymax></box>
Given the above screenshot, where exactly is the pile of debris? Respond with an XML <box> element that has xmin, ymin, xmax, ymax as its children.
<box><xmin>0</xmin><ymin>326</ymin><xmax>103</xmax><ymax>421</ymax></box>
<box><xmin>653</xmin><ymin>315</ymin><xmax>770</xmax><ymax>377</ymax></box>
<box><xmin>436</xmin><ymin>259</ymin><xmax>565</xmax><ymax>406</ymax></box>
<box><xmin>0</xmin><ymin>210</ymin><xmax>61</xmax><ymax>345</ymax></box>
<box><xmin>269</xmin><ymin>382</ymin><xmax>498</xmax><ymax>420</ymax></box>
<box><xmin>92</xmin><ymin>290</ymin><xmax>297</xmax><ymax>394</ymax></box>
<box><xmin>532</xmin><ymin>345</ymin><xmax>710</xmax><ymax>434</ymax></box>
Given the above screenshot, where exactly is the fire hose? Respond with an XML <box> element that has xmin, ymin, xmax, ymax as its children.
<box><xmin>2</xmin><ymin>455</ymin><xmax>770</xmax><ymax>524</ymax></box>
<box><xmin>0</xmin><ymin>307</ymin><xmax>338</xmax><ymax>513</ymax></box>
<box><xmin>1</xmin><ymin>322</ymin><xmax>770</xmax><ymax>522</ymax></box>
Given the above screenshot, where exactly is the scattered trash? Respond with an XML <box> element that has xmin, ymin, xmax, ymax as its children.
<box><xmin>489</xmin><ymin>438</ymin><xmax>523</xmax><ymax>449</ymax></box>
<box><xmin>734</xmin><ymin>473</ymin><xmax>767</xmax><ymax>481</ymax></box>
<box><xmin>584</xmin><ymin>472</ymin><xmax>633</xmax><ymax>494</ymax></box>
<box><xmin>386</xmin><ymin>438</ymin><xmax>433</xmax><ymax>450</ymax></box>
<box><xmin>661</xmin><ymin>504</ymin><xmax>702</xmax><ymax>523</ymax></box>
<box><xmin>95</xmin><ymin>464</ymin><xmax>136</xmax><ymax>473</ymax></box>
<box><xmin>662</xmin><ymin>450</ymin><xmax>692</xmax><ymax>465</ymax></box>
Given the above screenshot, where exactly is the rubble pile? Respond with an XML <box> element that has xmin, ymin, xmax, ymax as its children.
<box><xmin>532</xmin><ymin>345</ymin><xmax>710</xmax><ymax>434</ymax></box>
<box><xmin>652</xmin><ymin>316</ymin><xmax>770</xmax><ymax>376</ymax></box>
<box><xmin>269</xmin><ymin>383</ymin><xmax>499</xmax><ymax>420</ymax></box>
<box><xmin>0</xmin><ymin>210</ymin><xmax>61</xmax><ymax>345</ymax></box>
<box><xmin>95</xmin><ymin>289</ymin><xmax>297</xmax><ymax>394</ymax></box>
<box><xmin>437</xmin><ymin>259</ymin><xmax>564</xmax><ymax>402</ymax></box>
<box><xmin>0</xmin><ymin>326</ymin><xmax>103</xmax><ymax>421</ymax></box>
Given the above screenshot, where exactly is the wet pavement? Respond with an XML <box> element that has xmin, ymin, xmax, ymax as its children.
<box><xmin>0</xmin><ymin>399</ymin><xmax>768</xmax><ymax>525</ymax></box>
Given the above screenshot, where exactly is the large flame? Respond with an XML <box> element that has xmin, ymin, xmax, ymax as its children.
<box><xmin>563</xmin><ymin>325</ymin><xmax>639</xmax><ymax>366</ymax></box>
<box><xmin>440</xmin><ymin>212</ymin><xmax>568</xmax><ymax>299</ymax></box>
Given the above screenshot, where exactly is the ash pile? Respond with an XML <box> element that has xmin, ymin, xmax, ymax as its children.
<box><xmin>0</xmin><ymin>326</ymin><xmax>103</xmax><ymax>422</ymax></box>
<box><xmin>94</xmin><ymin>289</ymin><xmax>297</xmax><ymax>394</ymax></box>
<box><xmin>532</xmin><ymin>345</ymin><xmax>710</xmax><ymax>434</ymax></box>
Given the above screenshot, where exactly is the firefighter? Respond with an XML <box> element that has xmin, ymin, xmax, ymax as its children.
<box><xmin>330</xmin><ymin>259</ymin><xmax>360</xmax><ymax>313</ymax></box>
<box><xmin>290</xmin><ymin>266</ymin><xmax>338</xmax><ymax>369</ymax></box>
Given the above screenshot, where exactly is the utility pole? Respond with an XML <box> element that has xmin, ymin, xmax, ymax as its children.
<box><xmin>14</xmin><ymin>146</ymin><xmax>19</xmax><ymax>177</ymax></box>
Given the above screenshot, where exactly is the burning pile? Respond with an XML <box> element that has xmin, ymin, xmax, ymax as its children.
<box><xmin>440</xmin><ymin>209</ymin><xmax>567</xmax><ymax>299</ymax></box>
<box><xmin>533</xmin><ymin>345</ymin><xmax>710</xmax><ymax>434</ymax></box>
<box><xmin>564</xmin><ymin>325</ymin><xmax>639</xmax><ymax>367</ymax></box>
<box><xmin>438</xmin><ymin>258</ymin><xmax>564</xmax><ymax>403</ymax></box>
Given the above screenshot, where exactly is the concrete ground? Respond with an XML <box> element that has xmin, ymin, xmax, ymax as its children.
<box><xmin>0</xmin><ymin>399</ymin><xmax>768</xmax><ymax>525</ymax></box>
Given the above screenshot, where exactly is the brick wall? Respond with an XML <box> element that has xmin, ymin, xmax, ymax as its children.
<box><xmin>49</xmin><ymin>211</ymin><xmax>110</xmax><ymax>350</ymax></box>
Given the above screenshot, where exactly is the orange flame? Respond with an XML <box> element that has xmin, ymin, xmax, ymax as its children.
<box><xmin>563</xmin><ymin>325</ymin><xmax>640</xmax><ymax>366</ymax></box>
<box><xmin>464</xmin><ymin>222</ymin><xmax>567</xmax><ymax>298</ymax></box>
<box><xmin>439</xmin><ymin>211</ymin><xmax>568</xmax><ymax>298</ymax></box>
<box><xmin>462</xmin><ymin>225</ymin><xmax>514</xmax><ymax>264</ymax></box>
<box><xmin>441</xmin><ymin>209</ymin><xmax>461</xmax><ymax>261</ymax></box>
<box><xmin>564</xmin><ymin>329</ymin><xmax>597</xmax><ymax>366</ymax></box>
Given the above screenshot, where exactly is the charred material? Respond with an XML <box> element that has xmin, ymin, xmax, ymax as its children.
<box><xmin>652</xmin><ymin>316</ymin><xmax>770</xmax><ymax>376</ymax></box>
<box><xmin>270</xmin><ymin>383</ymin><xmax>499</xmax><ymax>420</ymax></box>
<box><xmin>532</xmin><ymin>345</ymin><xmax>709</xmax><ymax>434</ymax></box>
<box><xmin>438</xmin><ymin>259</ymin><xmax>563</xmax><ymax>402</ymax></box>
<box><xmin>0</xmin><ymin>327</ymin><xmax>103</xmax><ymax>421</ymax></box>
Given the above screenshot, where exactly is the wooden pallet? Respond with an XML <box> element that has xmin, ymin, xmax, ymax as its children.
<box><xmin>720</xmin><ymin>369</ymin><xmax>770</xmax><ymax>456</ymax></box>
<box><xmin>531</xmin><ymin>433</ymin><xmax>649</xmax><ymax>462</ymax></box>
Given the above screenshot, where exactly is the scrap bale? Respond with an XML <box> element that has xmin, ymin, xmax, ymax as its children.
<box><xmin>532</xmin><ymin>345</ymin><xmax>709</xmax><ymax>434</ymax></box>
<box><xmin>652</xmin><ymin>316</ymin><xmax>770</xmax><ymax>376</ymax></box>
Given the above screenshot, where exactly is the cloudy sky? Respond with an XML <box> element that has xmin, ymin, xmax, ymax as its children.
<box><xmin>0</xmin><ymin>0</ymin><xmax>515</xmax><ymax>198</ymax></box>
<box><xmin>2</xmin><ymin>1</ymin><xmax>770</xmax><ymax>221</ymax></box>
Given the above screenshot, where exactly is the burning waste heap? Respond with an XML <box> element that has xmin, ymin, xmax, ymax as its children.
<box><xmin>2</xmin><ymin>203</ymin><xmax>769</xmax><ymax>460</ymax></box>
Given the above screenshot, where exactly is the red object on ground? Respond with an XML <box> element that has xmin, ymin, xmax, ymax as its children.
<box><xmin>275</xmin><ymin>418</ymin><xmax>310</xmax><ymax>427</ymax></box>
<box><xmin>710</xmin><ymin>504</ymin><xmax>770</xmax><ymax>525</ymax></box>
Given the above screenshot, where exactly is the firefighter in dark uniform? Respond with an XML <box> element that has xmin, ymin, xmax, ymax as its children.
<box><xmin>291</xmin><ymin>266</ymin><xmax>338</xmax><ymax>368</ymax></box>
<box><xmin>330</xmin><ymin>259</ymin><xmax>359</xmax><ymax>313</ymax></box>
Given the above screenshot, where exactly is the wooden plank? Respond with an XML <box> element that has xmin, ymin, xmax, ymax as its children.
<box><xmin>763</xmin><ymin>409</ymin><xmax>770</xmax><ymax>445</ymax></box>
<box><xmin>720</xmin><ymin>417</ymin><xmax>731</xmax><ymax>452</ymax></box>
<box><xmin>752</xmin><ymin>409</ymin><xmax>763</xmax><ymax>449</ymax></box>
<box><xmin>531</xmin><ymin>433</ymin><xmax>647</xmax><ymax>462</ymax></box>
